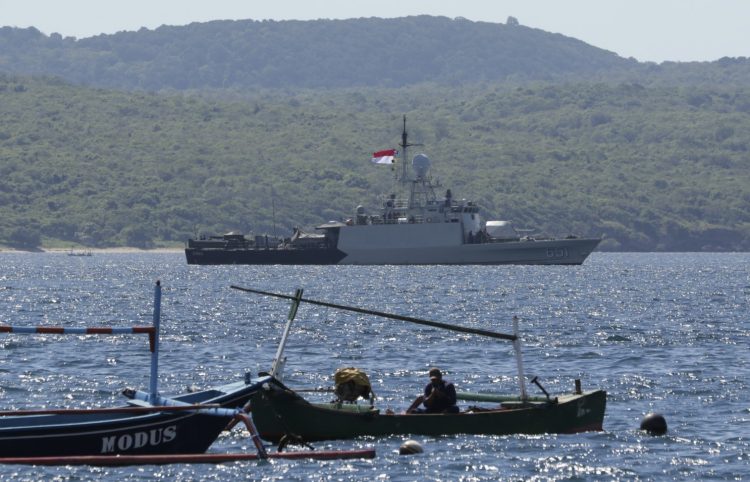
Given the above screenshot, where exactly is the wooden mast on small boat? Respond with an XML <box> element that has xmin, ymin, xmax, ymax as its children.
<box><xmin>150</xmin><ymin>280</ymin><xmax>161</xmax><ymax>403</ymax></box>
<box><xmin>270</xmin><ymin>288</ymin><xmax>303</xmax><ymax>381</ymax></box>
<box><xmin>512</xmin><ymin>315</ymin><xmax>528</xmax><ymax>400</ymax></box>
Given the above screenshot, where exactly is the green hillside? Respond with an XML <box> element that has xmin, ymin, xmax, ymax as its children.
<box><xmin>0</xmin><ymin>16</ymin><xmax>631</xmax><ymax>90</ymax></box>
<box><xmin>3</xmin><ymin>16</ymin><xmax>749</xmax><ymax>93</ymax></box>
<box><xmin>1</xmin><ymin>75</ymin><xmax>748</xmax><ymax>251</ymax></box>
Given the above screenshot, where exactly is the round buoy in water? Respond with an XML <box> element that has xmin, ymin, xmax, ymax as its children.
<box><xmin>640</xmin><ymin>413</ymin><xmax>668</xmax><ymax>435</ymax></box>
<box><xmin>399</xmin><ymin>439</ymin><xmax>423</xmax><ymax>455</ymax></box>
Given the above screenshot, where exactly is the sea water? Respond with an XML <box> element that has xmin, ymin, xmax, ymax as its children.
<box><xmin>0</xmin><ymin>252</ymin><xmax>748</xmax><ymax>480</ymax></box>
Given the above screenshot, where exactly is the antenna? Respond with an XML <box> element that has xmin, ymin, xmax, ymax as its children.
<box><xmin>271</xmin><ymin>187</ymin><xmax>277</xmax><ymax>239</ymax></box>
<box><xmin>398</xmin><ymin>115</ymin><xmax>422</xmax><ymax>184</ymax></box>
<box><xmin>399</xmin><ymin>115</ymin><xmax>409</xmax><ymax>183</ymax></box>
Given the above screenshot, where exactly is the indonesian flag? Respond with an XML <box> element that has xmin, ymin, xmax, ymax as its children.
<box><xmin>371</xmin><ymin>149</ymin><xmax>397</xmax><ymax>164</ymax></box>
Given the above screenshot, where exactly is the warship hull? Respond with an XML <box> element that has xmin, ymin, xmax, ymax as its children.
<box><xmin>336</xmin><ymin>237</ymin><xmax>601</xmax><ymax>265</ymax></box>
<box><xmin>185</xmin><ymin>246</ymin><xmax>347</xmax><ymax>265</ymax></box>
<box><xmin>185</xmin><ymin>230</ymin><xmax>600</xmax><ymax>265</ymax></box>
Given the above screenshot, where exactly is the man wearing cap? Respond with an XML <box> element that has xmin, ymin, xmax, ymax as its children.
<box><xmin>406</xmin><ymin>367</ymin><xmax>459</xmax><ymax>414</ymax></box>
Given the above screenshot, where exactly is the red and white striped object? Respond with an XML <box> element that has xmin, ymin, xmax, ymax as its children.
<box><xmin>0</xmin><ymin>325</ymin><xmax>156</xmax><ymax>350</ymax></box>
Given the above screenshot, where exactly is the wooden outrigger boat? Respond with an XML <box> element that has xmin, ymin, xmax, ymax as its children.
<box><xmin>249</xmin><ymin>378</ymin><xmax>605</xmax><ymax>442</ymax></box>
<box><xmin>0</xmin><ymin>282</ymin><xmax>375</xmax><ymax>464</ymax></box>
<box><xmin>232</xmin><ymin>286</ymin><xmax>607</xmax><ymax>442</ymax></box>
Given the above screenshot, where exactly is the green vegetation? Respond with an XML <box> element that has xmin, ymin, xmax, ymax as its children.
<box><xmin>0</xmin><ymin>17</ymin><xmax>629</xmax><ymax>90</ymax></box>
<box><xmin>1</xmin><ymin>75</ymin><xmax>749</xmax><ymax>251</ymax></box>
<box><xmin>1</xmin><ymin>16</ymin><xmax>748</xmax><ymax>91</ymax></box>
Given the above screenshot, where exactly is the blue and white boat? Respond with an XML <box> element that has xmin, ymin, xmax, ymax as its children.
<box><xmin>0</xmin><ymin>282</ymin><xmax>269</xmax><ymax>459</ymax></box>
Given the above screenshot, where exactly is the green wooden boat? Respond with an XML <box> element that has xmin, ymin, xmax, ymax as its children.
<box><xmin>249</xmin><ymin>378</ymin><xmax>606</xmax><ymax>442</ymax></box>
<box><xmin>231</xmin><ymin>286</ymin><xmax>607</xmax><ymax>443</ymax></box>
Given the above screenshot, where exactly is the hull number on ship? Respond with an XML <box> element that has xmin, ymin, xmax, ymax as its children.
<box><xmin>546</xmin><ymin>248</ymin><xmax>568</xmax><ymax>258</ymax></box>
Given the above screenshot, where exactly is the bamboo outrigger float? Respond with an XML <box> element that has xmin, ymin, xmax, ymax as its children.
<box><xmin>231</xmin><ymin>286</ymin><xmax>607</xmax><ymax>442</ymax></box>
<box><xmin>0</xmin><ymin>282</ymin><xmax>375</xmax><ymax>465</ymax></box>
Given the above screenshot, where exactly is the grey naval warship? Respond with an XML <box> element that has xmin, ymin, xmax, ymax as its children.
<box><xmin>185</xmin><ymin>119</ymin><xmax>600</xmax><ymax>265</ymax></box>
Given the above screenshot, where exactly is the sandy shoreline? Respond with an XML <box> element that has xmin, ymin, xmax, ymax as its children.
<box><xmin>0</xmin><ymin>247</ymin><xmax>184</xmax><ymax>254</ymax></box>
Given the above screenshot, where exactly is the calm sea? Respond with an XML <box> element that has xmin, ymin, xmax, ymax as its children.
<box><xmin>0</xmin><ymin>252</ymin><xmax>748</xmax><ymax>480</ymax></box>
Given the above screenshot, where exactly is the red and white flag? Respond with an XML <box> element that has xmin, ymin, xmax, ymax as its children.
<box><xmin>371</xmin><ymin>149</ymin><xmax>397</xmax><ymax>164</ymax></box>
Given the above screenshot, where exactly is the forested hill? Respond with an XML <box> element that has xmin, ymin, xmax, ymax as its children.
<box><xmin>2</xmin><ymin>74</ymin><xmax>749</xmax><ymax>251</ymax></box>
<box><xmin>0</xmin><ymin>16</ymin><xmax>640</xmax><ymax>90</ymax></box>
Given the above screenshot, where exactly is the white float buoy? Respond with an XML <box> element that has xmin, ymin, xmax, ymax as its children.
<box><xmin>399</xmin><ymin>439</ymin><xmax>423</xmax><ymax>455</ymax></box>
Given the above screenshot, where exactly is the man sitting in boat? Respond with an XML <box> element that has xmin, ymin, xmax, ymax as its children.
<box><xmin>406</xmin><ymin>367</ymin><xmax>459</xmax><ymax>414</ymax></box>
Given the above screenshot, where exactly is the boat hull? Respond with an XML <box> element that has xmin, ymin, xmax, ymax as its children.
<box><xmin>0</xmin><ymin>378</ymin><xmax>265</xmax><ymax>457</ymax></box>
<box><xmin>0</xmin><ymin>411</ymin><xmax>230</xmax><ymax>457</ymax></box>
<box><xmin>249</xmin><ymin>381</ymin><xmax>606</xmax><ymax>442</ymax></box>
<box><xmin>185</xmin><ymin>237</ymin><xmax>601</xmax><ymax>265</ymax></box>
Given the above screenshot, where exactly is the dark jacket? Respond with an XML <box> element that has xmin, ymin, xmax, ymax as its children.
<box><xmin>422</xmin><ymin>379</ymin><xmax>458</xmax><ymax>413</ymax></box>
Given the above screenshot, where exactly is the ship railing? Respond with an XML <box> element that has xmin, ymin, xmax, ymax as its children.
<box><xmin>288</xmin><ymin>241</ymin><xmax>330</xmax><ymax>249</ymax></box>
<box><xmin>487</xmin><ymin>237</ymin><xmax>522</xmax><ymax>243</ymax></box>
<box><xmin>375</xmin><ymin>217</ymin><xmax>401</xmax><ymax>225</ymax></box>
<box><xmin>382</xmin><ymin>198</ymin><xmax>409</xmax><ymax>209</ymax></box>
<box><xmin>369</xmin><ymin>214</ymin><xmax>429</xmax><ymax>225</ymax></box>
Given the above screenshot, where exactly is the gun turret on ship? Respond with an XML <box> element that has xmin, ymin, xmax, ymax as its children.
<box><xmin>185</xmin><ymin>118</ymin><xmax>600</xmax><ymax>265</ymax></box>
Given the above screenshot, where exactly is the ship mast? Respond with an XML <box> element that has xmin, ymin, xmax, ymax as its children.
<box><xmin>399</xmin><ymin>115</ymin><xmax>413</xmax><ymax>185</ymax></box>
<box><xmin>398</xmin><ymin>115</ymin><xmax>428</xmax><ymax>211</ymax></box>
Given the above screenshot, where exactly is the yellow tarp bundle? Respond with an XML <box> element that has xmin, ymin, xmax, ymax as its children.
<box><xmin>334</xmin><ymin>367</ymin><xmax>372</xmax><ymax>388</ymax></box>
<box><xmin>333</xmin><ymin>367</ymin><xmax>375</xmax><ymax>403</ymax></box>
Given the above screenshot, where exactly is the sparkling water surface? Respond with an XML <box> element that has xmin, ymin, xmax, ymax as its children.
<box><xmin>0</xmin><ymin>252</ymin><xmax>748</xmax><ymax>480</ymax></box>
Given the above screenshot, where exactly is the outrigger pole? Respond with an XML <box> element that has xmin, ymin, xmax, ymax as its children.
<box><xmin>230</xmin><ymin>285</ymin><xmax>517</xmax><ymax>341</ymax></box>
<box><xmin>0</xmin><ymin>449</ymin><xmax>376</xmax><ymax>466</ymax></box>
